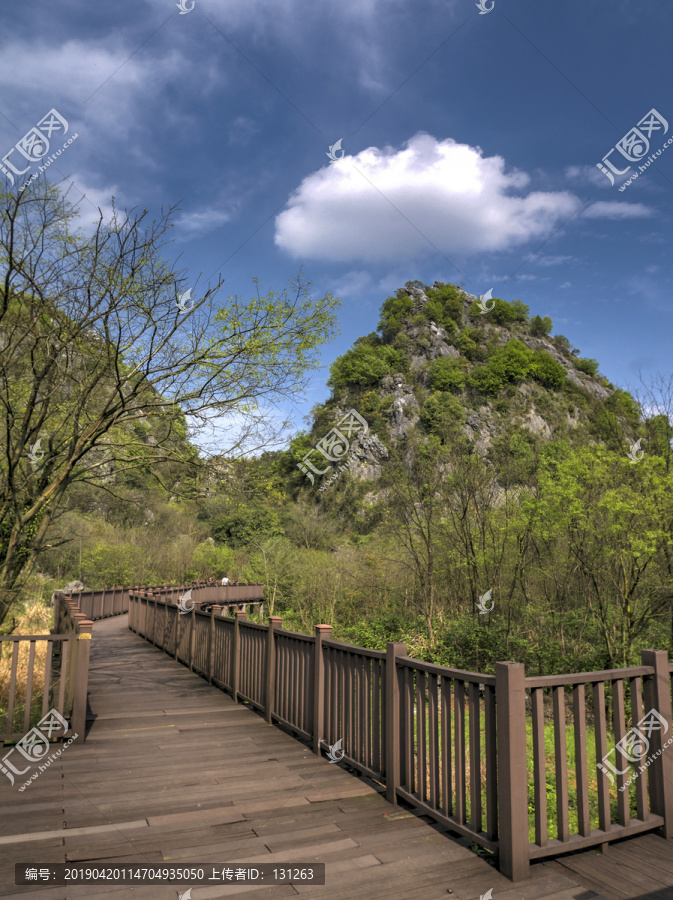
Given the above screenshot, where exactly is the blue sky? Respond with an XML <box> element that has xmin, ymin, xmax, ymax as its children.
<box><xmin>2</xmin><ymin>0</ymin><xmax>671</xmax><ymax>448</ymax></box>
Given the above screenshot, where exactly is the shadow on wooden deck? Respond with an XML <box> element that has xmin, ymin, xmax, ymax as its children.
<box><xmin>0</xmin><ymin>615</ymin><xmax>664</xmax><ymax>898</ymax></box>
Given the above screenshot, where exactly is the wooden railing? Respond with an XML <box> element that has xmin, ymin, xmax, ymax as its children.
<box><xmin>128</xmin><ymin>589</ymin><xmax>673</xmax><ymax>881</ymax></box>
<box><xmin>1</xmin><ymin>596</ymin><xmax>92</xmax><ymax>744</ymax></box>
<box><xmin>52</xmin><ymin>582</ymin><xmax>264</xmax><ymax>621</ymax></box>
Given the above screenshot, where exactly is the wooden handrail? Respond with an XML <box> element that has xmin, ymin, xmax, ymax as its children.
<box><xmin>126</xmin><ymin>590</ymin><xmax>673</xmax><ymax>883</ymax></box>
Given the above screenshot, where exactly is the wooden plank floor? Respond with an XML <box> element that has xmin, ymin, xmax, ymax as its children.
<box><xmin>540</xmin><ymin>833</ymin><xmax>673</xmax><ymax>900</ymax></box>
<box><xmin>0</xmin><ymin>614</ymin><xmax>656</xmax><ymax>899</ymax></box>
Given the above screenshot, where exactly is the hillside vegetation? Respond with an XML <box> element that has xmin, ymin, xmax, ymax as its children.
<box><xmin>7</xmin><ymin>277</ymin><xmax>673</xmax><ymax>678</ymax></box>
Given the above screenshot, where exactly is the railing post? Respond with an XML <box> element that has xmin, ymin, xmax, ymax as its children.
<box><xmin>51</xmin><ymin>591</ymin><xmax>60</xmax><ymax>631</ymax></box>
<box><xmin>266</xmin><ymin>617</ymin><xmax>282</xmax><ymax>724</ymax></box>
<box><xmin>232</xmin><ymin>610</ymin><xmax>246</xmax><ymax>703</ymax></box>
<box><xmin>162</xmin><ymin>596</ymin><xmax>169</xmax><ymax>650</ymax></box>
<box><xmin>208</xmin><ymin>606</ymin><xmax>222</xmax><ymax>685</ymax></box>
<box><xmin>385</xmin><ymin>642</ymin><xmax>406</xmax><ymax>804</ymax></box>
<box><xmin>313</xmin><ymin>625</ymin><xmax>333</xmax><ymax>753</ymax></box>
<box><xmin>152</xmin><ymin>592</ymin><xmax>159</xmax><ymax>646</ymax></box>
<box><xmin>71</xmin><ymin>620</ymin><xmax>92</xmax><ymax>741</ymax></box>
<box><xmin>174</xmin><ymin>601</ymin><xmax>180</xmax><ymax>660</ymax></box>
<box><xmin>189</xmin><ymin>605</ymin><xmax>195</xmax><ymax>671</ymax></box>
<box><xmin>642</xmin><ymin>649</ymin><xmax>673</xmax><ymax>838</ymax></box>
<box><xmin>496</xmin><ymin>661</ymin><xmax>530</xmax><ymax>881</ymax></box>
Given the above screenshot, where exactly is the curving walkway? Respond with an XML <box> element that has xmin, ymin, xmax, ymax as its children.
<box><xmin>0</xmin><ymin>614</ymin><xmax>658</xmax><ymax>898</ymax></box>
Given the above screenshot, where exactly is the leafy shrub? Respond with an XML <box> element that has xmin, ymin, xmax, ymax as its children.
<box><xmin>456</xmin><ymin>328</ymin><xmax>478</xmax><ymax>360</ymax></box>
<box><xmin>480</xmin><ymin>297</ymin><xmax>530</xmax><ymax>326</ymax></box>
<box><xmin>573</xmin><ymin>357</ymin><xmax>599</xmax><ymax>377</ymax></box>
<box><xmin>328</xmin><ymin>344</ymin><xmax>404</xmax><ymax>390</ymax></box>
<box><xmin>530</xmin><ymin>350</ymin><xmax>566</xmax><ymax>389</ymax></box>
<box><xmin>420</xmin><ymin>392</ymin><xmax>465</xmax><ymax>435</ymax></box>
<box><xmin>552</xmin><ymin>334</ymin><xmax>577</xmax><ymax>357</ymax></box>
<box><xmin>467</xmin><ymin>365</ymin><xmax>505</xmax><ymax>396</ymax></box>
<box><xmin>425</xmin><ymin>282</ymin><xmax>464</xmax><ymax>323</ymax></box>
<box><xmin>428</xmin><ymin>356</ymin><xmax>467</xmax><ymax>393</ymax></box>
<box><xmin>378</xmin><ymin>293</ymin><xmax>414</xmax><ymax>340</ymax></box>
<box><xmin>488</xmin><ymin>339</ymin><xmax>534</xmax><ymax>383</ymax></box>
<box><xmin>530</xmin><ymin>315</ymin><xmax>553</xmax><ymax>337</ymax></box>
<box><xmin>212</xmin><ymin>506</ymin><xmax>284</xmax><ymax>548</ymax></box>
<box><xmin>467</xmin><ymin>340</ymin><xmax>558</xmax><ymax>396</ymax></box>
<box><xmin>605</xmin><ymin>389</ymin><xmax>641</xmax><ymax>429</ymax></box>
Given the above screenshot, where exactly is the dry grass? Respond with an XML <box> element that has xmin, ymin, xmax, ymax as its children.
<box><xmin>0</xmin><ymin>600</ymin><xmax>54</xmax><ymax>735</ymax></box>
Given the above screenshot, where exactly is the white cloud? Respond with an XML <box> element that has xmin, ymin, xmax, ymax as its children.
<box><xmin>175</xmin><ymin>208</ymin><xmax>233</xmax><ymax>237</ymax></box>
<box><xmin>275</xmin><ymin>133</ymin><xmax>581</xmax><ymax>263</ymax></box>
<box><xmin>565</xmin><ymin>164</ymin><xmax>615</xmax><ymax>188</ymax></box>
<box><xmin>582</xmin><ymin>201</ymin><xmax>653</xmax><ymax>219</ymax></box>
<box><xmin>63</xmin><ymin>177</ymin><xmax>118</xmax><ymax>229</ymax></box>
<box><xmin>0</xmin><ymin>39</ymin><xmax>187</xmax><ymax>145</ymax></box>
<box><xmin>531</xmin><ymin>254</ymin><xmax>575</xmax><ymax>267</ymax></box>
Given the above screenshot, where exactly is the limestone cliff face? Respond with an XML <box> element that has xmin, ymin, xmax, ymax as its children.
<box><xmin>302</xmin><ymin>279</ymin><xmax>628</xmax><ymax>488</ymax></box>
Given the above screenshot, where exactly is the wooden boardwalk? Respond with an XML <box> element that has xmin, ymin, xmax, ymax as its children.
<box><xmin>0</xmin><ymin>616</ymin><xmax>670</xmax><ymax>899</ymax></box>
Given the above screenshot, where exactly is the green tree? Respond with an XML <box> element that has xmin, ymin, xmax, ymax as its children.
<box><xmin>530</xmin><ymin>351</ymin><xmax>566</xmax><ymax>390</ymax></box>
<box><xmin>530</xmin><ymin>315</ymin><xmax>553</xmax><ymax>337</ymax></box>
<box><xmin>378</xmin><ymin>292</ymin><xmax>414</xmax><ymax>340</ymax></box>
<box><xmin>428</xmin><ymin>356</ymin><xmax>467</xmax><ymax>393</ymax></box>
<box><xmin>328</xmin><ymin>344</ymin><xmax>403</xmax><ymax>391</ymax></box>
<box><xmin>573</xmin><ymin>357</ymin><xmax>600</xmax><ymax>377</ymax></box>
<box><xmin>420</xmin><ymin>392</ymin><xmax>465</xmax><ymax>436</ymax></box>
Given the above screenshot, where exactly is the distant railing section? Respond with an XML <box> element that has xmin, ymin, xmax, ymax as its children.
<box><xmin>52</xmin><ymin>582</ymin><xmax>264</xmax><ymax>622</ymax></box>
<box><xmin>128</xmin><ymin>589</ymin><xmax>673</xmax><ymax>882</ymax></box>
<box><xmin>1</xmin><ymin>596</ymin><xmax>92</xmax><ymax>744</ymax></box>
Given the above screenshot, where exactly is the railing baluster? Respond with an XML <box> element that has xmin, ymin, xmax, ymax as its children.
<box><xmin>553</xmin><ymin>685</ymin><xmax>569</xmax><ymax>842</ymax></box>
<box><xmin>612</xmin><ymin>679</ymin><xmax>629</xmax><ymax>826</ymax></box>
<box><xmin>573</xmin><ymin>683</ymin><xmax>590</xmax><ymax>838</ymax></box>
<box><xmin>532</xmin><ymin>687</ymin><xmax>547</xmax><ymax>847</ymax></box>
<box><xmin>468</xmin><ymin>680</ymin><xmax>481</xmax><ymax>834</ymax></box>
<box><xmin>454</xmin><ymin>678</ymin><xmax>465</xmax><ymax>824</ymax></box>
<box><xmin>630</xmin><ymin>675</ymin><xmax>648</xmax><ymax>820</ymax></box>
<box><xmin>23</xmin><ymin>641</ymin><xmax>36</xmax><ymax>733</ymax></box>
<box><xmin>441</xmin><ymin>674</ymin><xmax>452</xmax><ymax>819</ymax></box>
<box><xmin>593</xmin><ymin>681</ymin><xmax>611</xmax><ymax>832</ymax></box>
<box><xmin>484</xmin><ymin>683</ymin><xmax>497</xmax><ymax>841</ymax></box>
<box><xmin>428</xmin><ymin>672</ymin><xmax>439</xmax><ymax>810</ymax></box>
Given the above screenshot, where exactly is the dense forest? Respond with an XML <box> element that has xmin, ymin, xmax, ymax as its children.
<box><xmin>3</xmin><ymin>196</ymin><xmax>671</xmax><ymax>681</ymax></box>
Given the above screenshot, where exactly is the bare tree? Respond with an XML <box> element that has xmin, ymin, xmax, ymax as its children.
<box><xmin>631</xmin><ymin>370</ymin><xmax>673</xmax><ymax>471</ymax></box>
<box><xmin>0</xmin><ymin>179</ymin><xmax>339</xmax><ymax>624</ymax></box>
